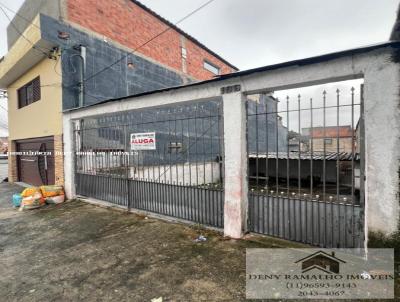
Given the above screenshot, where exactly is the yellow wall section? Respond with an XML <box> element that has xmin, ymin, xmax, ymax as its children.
<box><xmin>0</xmin><ymin>17</ymin><xmax>41</xmax><ymax>80</ymax></box>
<box><xmin>7</xmin><ymin>58</ymin><xmax>62</xmax><ymax>140</ymax></box>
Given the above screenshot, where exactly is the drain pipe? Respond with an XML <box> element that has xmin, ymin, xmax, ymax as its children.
<box><xmin>72</xmin><ymin>45</ymin><xmax>87</xmax><ymax>108</ymax></box>
<box><xmin>79</xmin><ymin>45</ymin><xmax>87</xmax><ymax>108</ymax></box>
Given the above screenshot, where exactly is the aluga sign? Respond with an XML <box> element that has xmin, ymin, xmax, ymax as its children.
<box><xmin>130</xmin><ymin>132</ymin><xmax>156</xmax><ymax>150</ymax></box>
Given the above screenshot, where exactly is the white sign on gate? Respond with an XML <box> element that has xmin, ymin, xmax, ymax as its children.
<box><xmin>130</xmin><ymin>132</ymin><xmax>156</xmax><ymax>150</ymax></box>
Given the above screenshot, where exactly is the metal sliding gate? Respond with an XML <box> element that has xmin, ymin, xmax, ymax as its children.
<box><xmin>74</xmin><ymin>99</ymin><xmax>224</xmax><ymax>228</ymax></box>
<box><xmin>247</xmin><ymin>84</ymin><xmax>365</xmax><ymax>248</ymax></box>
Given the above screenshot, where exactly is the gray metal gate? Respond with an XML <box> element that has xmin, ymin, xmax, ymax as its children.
<box><xmin>247</xmin><ymin>84</ymin><xmax>365</xmax><ymax>248</ymax></box>
<box><xmin>74</xmin><ymin>99</ymin><xmax>224</xmax><ymax>228</ymax></box>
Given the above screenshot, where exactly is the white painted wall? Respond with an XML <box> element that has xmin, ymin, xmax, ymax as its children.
<box><xmin>63</xmin><ymin>45</ymin><xmax>400</xmax><ymax>237</ymax></box>
<box><xmin>222</xmin><ymin>92</ymin><xmax>248</xmax><ymax>238</ymax></box>
<box><xmin>130</xmin><ymin>161</ymin><xmax>221</xmax><ymax>185</ymax></box>
<box><xmin>363</xmin><ymin>53</ymin><xmax>400</xmax><ymax>235</ymax></box>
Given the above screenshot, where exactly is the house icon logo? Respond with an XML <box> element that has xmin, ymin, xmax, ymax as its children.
<box><xmin>295</xmin><ymin>251</ymin><xmax>346</xmax><ymax>274</ymax></box>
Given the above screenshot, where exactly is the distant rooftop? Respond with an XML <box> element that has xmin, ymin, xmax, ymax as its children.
<box><xmin>303</xmin><ymin>126</ymin><xmax>353</xmax><ymax>138</ymax></box>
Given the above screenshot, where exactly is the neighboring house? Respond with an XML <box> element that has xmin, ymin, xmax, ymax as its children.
<box><xmin>247</xmin><ymin>94</ymin><xmax>288</xmax><ymax>153</ymax></box>
<box><xmin>302</xmin><ymin>126</ymin><xmax>354</xmax><ymax>153</ymax></box>
<box><xmin>0</xmin><ymin>137</ymin><xmax>8</xmax><ymax>153</ymax></box>
<box><xmin>0</xmin><ymin>0</ymin><xmax>237</xmax><ymax>186</ymax></box>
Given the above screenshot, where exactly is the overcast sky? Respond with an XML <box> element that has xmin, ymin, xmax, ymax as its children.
<box><xmin>0</xmin><ymin>0</ymin><xmax>399</xmax><ymax>136</ymax></box>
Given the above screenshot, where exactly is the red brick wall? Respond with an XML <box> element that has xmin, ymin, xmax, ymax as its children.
<box><xmin>185</xmin><ymin>38</ymin><xmax>233</xmax><ymax>80</ymax></box>
<box><xmin>66</xmin><ymin>0</ymin><xmax>236</xmax><ymax>81</ymax></box>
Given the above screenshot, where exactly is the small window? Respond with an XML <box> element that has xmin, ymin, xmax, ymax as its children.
<box><xmin>203</xmin><ymin>60</ymin><xmax>220</xmax><ymax>75</ymax></box>
<box><xmin>17</xmin><ymin>76</ymin><xmax>41</xmax><ymax>108</ymax></box>
<box><xmin>324</xmin><ymin>138</ymin><xmax>333</xmax><ymax>145</ymax></box>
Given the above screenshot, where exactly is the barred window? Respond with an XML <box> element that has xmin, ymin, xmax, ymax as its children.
<box><xmin>17</xmin><ymin>76</ymin><xmax>41</xmax><ymax>108</ymax></box>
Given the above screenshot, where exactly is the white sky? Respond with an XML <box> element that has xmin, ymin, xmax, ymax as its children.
<box><xmin>0</xmin><ymin>0</ymin><xmax>399</xmax><ymax>136</ymax></box>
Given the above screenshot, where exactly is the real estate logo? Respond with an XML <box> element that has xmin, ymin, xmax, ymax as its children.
<box><xmin>246</xmin><ymin>248</ymin><xmax>394</xmax><ymax>299</ymax></box>
<box><xmin>294</xmin><ymin>250</ymin><xmax>346</xmax><ymax>274</ymax></box>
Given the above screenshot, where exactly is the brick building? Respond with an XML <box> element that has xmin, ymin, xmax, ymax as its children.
<box><xmin>0</xmin><ymin>0</ymin><xmax>237</xmax><ymax>186</ymax></box>
<box><xmin>302</xmin><ymin>126</ymin><xmax>354</xmax><ymax>153</ymax></box>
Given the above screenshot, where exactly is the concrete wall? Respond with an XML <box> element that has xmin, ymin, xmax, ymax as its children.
<box><xmin>65</xmin><ymin>0</ymin><xmax>236</xmax><ymax>80</ymax></box>
<box><xmin>40</xmin><ymin>15</ymin><xmax>190</xmax><ymax>110</ymax></box>
<box><xmin>310</xmin><ymin>137</ymin><xmax>353</xmax><ymax>153</ymax></box>
<box><xmin>7</xmin><ymin>0</ymin><xmax>61</xmax><ymax>49</ymax></box>
<box><xmin>64</xmin><ymin>45</ymin><xmax>400</xmax><ymax>239</ymax></box>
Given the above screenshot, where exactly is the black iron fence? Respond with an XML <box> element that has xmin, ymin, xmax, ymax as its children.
<box><xmin>74</xmin><ymin>99</ymin><xmax>224</xmax><ymax>228</ymax></box>
<box><xmin>247</xmin><ymin>83</ymin><xmax>365</xmax><ymax>247</ymax></box>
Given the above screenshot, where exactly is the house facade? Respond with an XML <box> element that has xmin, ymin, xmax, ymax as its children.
<box><xmin>302</xmin><ymin>126</ymin><xmax>354</xmax><ymax>153</ymax></box>
<box><xmin>0</xmin><ymin>137</ymin><xmax>7</xmax><ymax>153</ymax></box>
<box><xmin>0</xmin><ymin>0</ymin><xmax>237</xmax><ymax>186</ymax></box>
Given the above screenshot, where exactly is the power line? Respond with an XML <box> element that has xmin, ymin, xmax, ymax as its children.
<box><xmin>0</xmin><ymin>0</ymin><xmax>216</xmax><ymax>107</ymax></box>
<box><xmin>7</xmin><ymin>82</ymin><xmax>62</xmax><ymax>89</ymax></box>
<box><xmin>0</xmin><ymin>103</ymin><xmax>7</xmax><ymax>113</ymax></box>
<box><xmin>67</xmin><ymin>0</ymin><xmax>216</xmax><ymax>89</ymax></box>
<box><xmin>0</xmin><ymin>2</ymin><xmax>41</xmax><ymax>31</ymax></box>
<box><xmin>0</xmin><ymin>119</ymin><xmax>8</xmax><ymax>129</ymax></box>
<box><xmin>0</xmin><ymin>121</ymin><xmax>8</xmax><ymax>130</ymax></box>
<box><xmin>0</xmin><ymin>6</ymin><xmax>51</xmax><ymax>57</ymax></box>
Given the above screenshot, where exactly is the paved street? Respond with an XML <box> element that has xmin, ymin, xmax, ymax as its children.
<box><xmin>0</xmin><ymin>159</ymin><xmax>7</xmax><ymax>182</ymax></box>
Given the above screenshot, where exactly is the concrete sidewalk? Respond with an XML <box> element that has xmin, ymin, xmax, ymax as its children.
<box><xmin>0</xmin><ymin>182</ymin><xmax>306</xmax><ymax>302</ymax></box>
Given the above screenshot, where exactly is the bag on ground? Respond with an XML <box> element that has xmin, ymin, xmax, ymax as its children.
<box><xmin>21</xmin><ymin>187</ymin><xmax>41</xmax><ymax>198</ymax></box>
<box><xmin>40</xmin><ymin>185</ymin><xmax>65</xmax><ymax>198</ymax></box>
<box><xmin>12</xmin><ymin>194</ymin><xmax>22</xmax><ymax>207</ymax></box>
<box><xmin>45</xmin><ymin>195</ymin><xmax>65</xmax><ymax>204</ymax></box>
<box><xmin>20</xmin><ymin>192</ymin><xmax>45</xmax><ymax>210</ymax></box>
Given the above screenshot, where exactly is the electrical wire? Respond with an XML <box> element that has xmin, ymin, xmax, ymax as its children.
<box><xmin>0</xmin><ymin>6</ymin><xmax>51</xmax><ymax>57</ymax></box>
<box><xmin>66</xmin><ymin>0</ymin><xmax>216</xmax><ymax>89</ymax></box>
<box><xmin>0</xmin><ymin>119</ymin><xmax>8</xmax><ymax>129</ymax></box>
<box><xmin>0</xmin><ymin>2</ymin><xmax>41</xmax><ymax>30</ymax></box>
<box><xmin>0</xmin><ymin>103</ymin><xmax>7</xmax><ymax>113</ymax></box>
<box><xmin>0</xmin><ymin>0</ymin><xmax>216</xmax><ymax>106</ymax></box>
<box><xmin>53</xmin><ymin>53</ymin><xmax>62</xmax><ymax>77</ymax></box>
<box><xmin>6</xmin><ymin>82</ymin><xmax>62</xmax><ymax>89</ymax></box>
<box><xmin>1</xmin><ymin>0</ymin><xmax>217</xmax><ymax>92</ymax></box>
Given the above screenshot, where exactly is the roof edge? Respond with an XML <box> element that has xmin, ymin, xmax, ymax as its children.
<box><xmin>64</xmin><ymin>41</ymin><xmax>400</xmax><ymax>113</ymax></box>
<box><xmin>130</xmin><ymin>0</ymin><xmax>238</xmax><ymax>71</ymax></box>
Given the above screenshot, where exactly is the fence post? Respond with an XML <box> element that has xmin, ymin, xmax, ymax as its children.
<box><xmin>363</xmin><ymin>55</ymin><xmax>400</xmax><ymax>237</ymax></box>
<box><xmin>223</xmin><ymin>91</ymin><xmax>248</xmax><ymax>238</ymax></box>
<box><xmin>63</xmin><ymin>115</ymin><xmax>76</xmax><ymax>199</ymax></box>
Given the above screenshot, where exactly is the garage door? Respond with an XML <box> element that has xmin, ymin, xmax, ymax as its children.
<box><xmin>16</xmin><ymin>137</ymin><xmax>55</xmax><ymax>186</ymax></box>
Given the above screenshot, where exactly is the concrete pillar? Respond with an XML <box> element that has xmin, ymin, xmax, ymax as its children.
<box><xmin>223</xmin><ymin>91</ymin><xmax>248</xmax><ymax>238</ymax></box>
<box><xmin>63</xmin><ymin>115</ymin><xmax>76</xmax><ymax>199</ymax></box>
<box><xmin>363</xmin><ymin>54</ymin><xmax>400</xmax><ymax>235</ymax></box>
